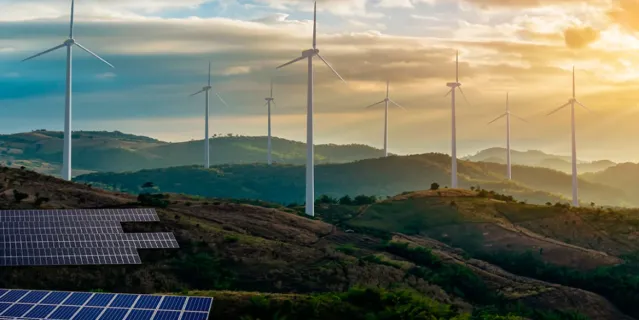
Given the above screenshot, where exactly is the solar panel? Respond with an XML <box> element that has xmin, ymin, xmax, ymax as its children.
<box><xmin>0</xmin><ymin>233</ymin><xmax>179</xmax><ymax>250</ymax></box>
<box><xmin>0</xmin><ymin>208</ymin><xmax>178</xmax><ymax>266</ymax></box>
<box><xmin>0</xmin><ymin>289</ymin><xmax>213</xmax><ymax>320</ymax></box>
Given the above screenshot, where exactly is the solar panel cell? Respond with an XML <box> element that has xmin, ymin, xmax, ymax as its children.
<box><xmin>109</xmin><ymin>295</ymin><xmax>137</xmax><ymax>308</ymax></box>
<box><xmin>0</xmin><ymin>304</ymin><xmax>10</xmax><ymax>314</ymax></box>
<box><xmin>133</xmin><ymin>296</ymin><xmax>161</xmax><ymax>309</ymax></box>
<box><xmin>126</xmin><ymin>309</ymin><xmax>154</xmax><ymax>320</ymax></box>
<box><xmin>2</xmin><ymin>303</ymin><xmax>32</xmax><ymax>317</ymax></box>
<box><xmin>98</xmin><ymin>307</ymin><xmax>129</xmax><ymax>320</ymax></box>
<box><xmin>72</xmin><ymin>306</ymin><xmax>104</xmax><ymax>320</ymax></box>
<box><xmin>86</xmin><ymin>293</ymin><xmax>113</xmax><ymax>307</ymax></box>
<box><xmin>158</xmin><ymin>296</ymin><xmax>186</xmax><ymax>311</ymax></box>
<box><xmin>180</xmin><ymin>311</ymin><xmax>209</xmax><ymax>320</ymax></box>
<box><xmin>41</xmin><ymin>292</ymin><xmax>70</xmax><ymax>304</ymax></box>
<box><xmin>154</xmin><ymin>310</ymin><xmax>181</xmax><ymax>320</ymax></box>
<box><xmin>63</xmin><ymin>292</ymin><xmax>92</xmax><ymax>306</ymax></box>
<box><xmin>48</xmin><ymin>305</ymin><xmax>80</xmax><ymax>319</ymax></box>
<box><xmin>0</xmin><ymin>290</ymin><xmax>28</xmax><ymax>303</ymax></box>
<box><xmin>24</xmin><ymin>304</ymin><xmax>55</xmax><ymax>318</ymax></box>
<box><xmin>184</xmin><ymin>297</ymin><xmax>211</xmax><ymax>312</ymax></box>
<box><xmin>18</xmin><ymin>291</ymin><xmax>48</xmax><ymax>303</ymax></box>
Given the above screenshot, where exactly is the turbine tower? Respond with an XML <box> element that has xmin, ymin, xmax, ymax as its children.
<box><xmin>22</xmin><ymin>0</ymin><xmax>114</xmax><ymax>181</ymax></box>
<box><xmin>264</xmin><ymin>79</ymin><xmax>276</xmax><ymax>165</ymax></box>
<box><xmin>547</xmin><ymin>66</ymin><xmax>590</xmax><ymax>207</ymax></box>
<box><xmin>190</xmin><ymin>62</ymin><xmax>229</xmax><ymax>169</ymax></box>
<box><xmin>363</xmin><ymin>80</ymin><xmax>405</xmax><ymax>157</ymax></box>
<box><xmin>487</xmin><ymin>93</ymin><xmax>527</xmax><ymax>180</ymax></box>
<box><xmin>444</xmin><ymin>51</ymin><xmax>470</xmax><ymax>188</ymax></box>
<box><xmin>276</xmin><ymin>1</ymin><xmax>346</xmax><ymax>217</ymax></box>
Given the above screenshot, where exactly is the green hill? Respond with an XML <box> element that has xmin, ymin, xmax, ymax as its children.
<box><xmin>0</xmin><ymin>131</ymin><xmax>384</xmax><ymax>175</ymax></box>
<box><xmin>582</xmin><ymin>163</ymin><xmax>639</xmax><ymax>200</ymax></box>
<box><xmin>465</xmin><ymin>148</ymin><xmax>617</xmax><ymax>173</ymax></box>
<box><xmin>1</xmin><ymin>166</ymin><xmax>636</xmax><ymax>319</ymax></box>
<box><xmin>75</xmin><ymin>153</ymin><xmax>637</xmax><ymax>207</ymax></box>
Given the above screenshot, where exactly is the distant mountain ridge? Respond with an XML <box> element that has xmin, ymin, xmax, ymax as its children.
<box><xmin>0</xmin><ymin>130</ymin><xmax>385</xmax><ymax>175</ymax></box>
<box><xmin>464</xmin><ymin>147</ymin><xmax>618</xmax><ymax>173</ymax></box>
<box><xmin>75</xmin><ymin>153</ymin><xmax>638</xmax><ymax>207</ymax></box>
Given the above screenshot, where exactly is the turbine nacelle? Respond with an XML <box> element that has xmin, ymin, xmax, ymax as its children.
<box><xmin>203</xmin><ymin>86</ymin><xmax>212</xmax><ymax>91</ymax></box>
<box><xmin>64</xmin><ymin>39</ymin><xmax>76</xmax><ymax>46</ymax></box>
<box><xmin>265</xmin><ymin>97</ymin><xmax>274</xmax><ymax>101</ymax></box>
<box><xmin>446</xmin><ymin>82</ymin><xmax>461</xmax><ymax>88</ymax></box>
<box><xmin>302</xmin><ymin>49</ymin><xmax>320</xmax><ymax>57</ymax></box>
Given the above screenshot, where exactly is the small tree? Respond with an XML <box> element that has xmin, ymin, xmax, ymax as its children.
<box><xmin>430</xmin><ymin>182</ymin><xmax>440</xmax><ymax>191</ymax></box>
<box><xmin>338</xmin><ymin>195</ymin><xmax>353</xmax><ymax>205</ymax></box>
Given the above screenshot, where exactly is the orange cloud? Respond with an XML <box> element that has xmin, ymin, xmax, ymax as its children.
<box><xmin>564</xmin><ymin>26</ymin><xmax>600</xmax><ymax>49</ymax></box>
<box><xmin>608</xmin><ymin>0</ymin><xmax>639</xmax><ymax>34</ymax></box>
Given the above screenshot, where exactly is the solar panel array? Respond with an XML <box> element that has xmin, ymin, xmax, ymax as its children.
<box><xmin>0</xmin><ymin>209</ymin><xmax>179</xmax><ymax>266</ymax></box>
<box><xmin>0</xmin><ymin>289</ymin><xmax>213</xmax><ymax>320</ymax></box>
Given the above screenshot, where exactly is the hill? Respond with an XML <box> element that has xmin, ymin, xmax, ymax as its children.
<box><xmin>76</xmin><ymin>154</ymin><xmax>638</xmax><ymax>207</ymax></box>
<box><xmin>582</xmin><ymin>163</ymin><xmax>639</xmax><ymax>199</ymax></box>
<box><xmin>465</xmin><ymin>148</ymin><xmax>617</xmax><ymax>173</ymax></box>
<box><xmin>0</xmin><ymin>131</ymin><xmax>384</xmax><ymax>175</ymax></box>
<box><xmin>0</xmin><ymin>166</ymin><xmax>636</xmax><ymax>319</ymax></box>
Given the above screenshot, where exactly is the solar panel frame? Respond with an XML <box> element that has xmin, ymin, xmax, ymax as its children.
<box><xmin>0</xmin><ymin>289</ymin><xmax>213</xmax><ymax>320</ymax></box>
<box><xmin>0</xmin><ymin>209</ymin><xmax>160</xmax><ymax>222</ymax></box>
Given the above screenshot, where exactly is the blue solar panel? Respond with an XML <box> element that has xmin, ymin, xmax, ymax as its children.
<box><xmin>0</xmin><ymin>289</ymin><xmax>213</xmax><ymax>320</ymax></box>
<box><xmin>158</xmin><ymin>296</ymin><xmax>185</xmax><ymax>311</ymax></box>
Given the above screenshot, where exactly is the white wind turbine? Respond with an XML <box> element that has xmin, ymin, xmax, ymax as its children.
<box><xmin>444</xmin><ymin>50</ymin><xmax>470</xmax><ymax>188</ymax></box>
<box><xmin>547</xmin><ymin>66</ymin><xmax>590</xmax><ymax>207</ymax></box>
<box><xmin>487</xmin><ymin>93</ymin><xmax>527</xmax><ymax>180</ymax></box>
<box><xmin>22</xmin><ymin>0</ymin><xmax>114</xmax><ymax>181</ymax></box>
<box><xmin>190</xmin><ymin>62</ymin><xmax>230</xmax><ymax>169</ymax></box>
<box><xmin>363</xmin><ymin>80</ymin><xmax>405</xmax><ymax>157</ymax></box>
<box><xmin>276</xmin><ymin>1</ymin><xmax>346</xmax><ymax>217</ymax></box>
<box><xmin>264</xmin><ymin>79</ymin><xmax>276</xmax><ymax>165</ymax></box>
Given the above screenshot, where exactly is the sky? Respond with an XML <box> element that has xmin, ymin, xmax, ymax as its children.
<box><xmin>0</xmin><ymin>0</ymin><xmax>638</xmax><ymax>162</ymax></box>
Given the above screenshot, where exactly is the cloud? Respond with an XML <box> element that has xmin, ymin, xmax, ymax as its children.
<box><xmin>607</xmin><ymin>0</ymin><xmax>639</xmax><ymax>34</ymax></box>
<box><xmin>221</xmin><ymin>66</ymin><xmax>252</xmax><ymax>76</ymax></box>
<box><xmin>564</xmin><ymin>26</ymin><xmax>600</xmax><ymax>48</ymax></box>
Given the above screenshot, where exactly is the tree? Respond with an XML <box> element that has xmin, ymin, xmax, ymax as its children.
<box><xmin>338</xmin><ymin>195</ymin><xmax>353</xmax><ymax>205</ymax></box>
<box><xmin>430</xmin><ymin>182</ymin><xmax>440</xmax><ymax>191</ymax></box>
<box><xmin>316</xmin><ymin>194</ymin><xmax>337</xmax><ymax>204</ymax></box>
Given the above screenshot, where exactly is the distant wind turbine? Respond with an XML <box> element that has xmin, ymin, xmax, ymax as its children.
<box><xmin>22</xmin><ymin>0</ymin><xmax>114</xmax><ymax>181</ymax></box>
<box><xmin>487</xmin><ymin>93</ymin><xmax>527</xmax><ymax>180</ymax></box>
<box><xmin>264</xmin><ymin>79</ymin><xmax>276</xmax><ymax>165</ymax></box>
<box><xmin>190</xmin><ymin>62</ymin><xmax>229</xmax><ymax>169</ymax></box>
<box><xmin>363</xmin><ymin>80</ymin><xmax>405</xmax><ymax>157</ymax></box>
<box><xmin>276</xmin><ymin>1</ymin><xmax>346</xmax><ymax>217</ymax></box>
<box><xmin>547</xmin><ymin>66</ymin><xmax>591</xmax><ymax>207</ymax></box>
<box><xmin>444</xmin><ymin>50</ymin><xmax>470</xmax><ymax>188</ymax></box>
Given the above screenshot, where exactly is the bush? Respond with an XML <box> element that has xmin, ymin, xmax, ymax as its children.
<box><xmin>13</xmin><ymin>190</ymin><xmax>28</xmax><ymax>203</ymax></box>
<box><xmin>430</xmin><ymin>182</ymin><xmax>440</xmax><ymax>190</ymax></box>
<box><xmin>137</xmin><ymin>193</ymin><xmax>169</xmax><ymax>208</ymax></box>
<box><xmin>353</xmin><ymin>194</ymin><xmax>376</xmax><ymax>205</ymax></box>
<box><xmin>338</xmin><ymin>195</ymin><xmax>353</xmax><ymax>205</ymax></box>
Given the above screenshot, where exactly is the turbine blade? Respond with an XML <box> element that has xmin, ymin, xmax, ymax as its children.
<box><xmin>574</xmin><ymin>100</ymin><xmax>591</xmax><ymax>112</ymax></box>
<box><xmin>270</xmin><ymin>78</ymin><xmax>273</xmax><ymax>98</ymax></box>
<box><xmin>317</xmin><ymin>53</ymin><xmax>346</xmax><ymax>83</ymax></box>
<box><xmin>272</xmin><ymin>100</ymin><xmax>277</xmax><ymax>108</ymax></box>
<box><xmin>364</xmin><ymin>100</ymin><xmax>385</xmax><ymax>109</ymax></box>
<box><xmin>511</xmin><ymin>113</ymin><xmax>528</xmax><ymax>123</ymax></box>
<box><xmin>190</xmin><ymin>89</ymin><xmax>206</xmax><ymax>97</ymax></box>
<box><xmin>487</xmin><ymin>113</ymin><xmax>506</xmax><ymax>125</ymax></box>
<box><xmin>444</xmin><ymin>89</ymin><xmax>452</xmax><ymax>97</ymax></box>
<box><xmin>22</xmin><ymin>43</ymin><xmax>66</xmax><ymax>62</ymax></box>
<box><xmin>208</xmin><ymin>61</ymin><xmax>211</xmax><ymax>86</ymax></box>
<box><xmin>69</xmin><ymin>0</ymin><xmax>75</xmax><ymax>38</ymax></box>
<box><xmin>215</xmin><ymin>92</ymin><xmax>230</xmax><ymax>108</ymax></box>
<box><xmin>276</xmin><ymin>55</ymin><xmax>305</xmax><ymax>69</ymax></box>
<box><xmin>458</xmin><ymin>87</ymin><xmax>471</xmax><ymax>106</ymax></box>
<box><xmin>389</xmin><ymin>98</ymin><xmax>405</xmax><ymax>110</ymax></box>
<box><xmin>312</xmin><ymin>1</ymin><xmax>317</xmax><ymax>49</ymax></box>
<box><xmin>75</xmin><ymin>42</ymin><xmax>115</xmax><ymax>68</ymax></box>
<box><xmin>547</xmin><ymin>102</ymin><xmax>571</xmax><ymax>116</ymax></box>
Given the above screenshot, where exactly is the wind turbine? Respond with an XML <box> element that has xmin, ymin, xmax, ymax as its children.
<box><xmin>276</xmin><ymin>1</ymin><xmax>346</xmax><ymax>217</ymax></box>
<box><xmin>190</xmin><ymin>62</ymin><xmax>229</xmax><ymax>169</ymax></box>
<box><xmin>363</xmin><ymin>80</ymin><xmax>404</xmax><ymax>157</ymax></box>
<box><xmin>264</xmin><ymin>79</ymin><xmax>276</xmax><ymax>165</ymax></box>
<box><xmin>22</xmin><ymin>0</ymin><xmax>114</xmax><ymax>181</ymax></box>
<box><xmin>487</xmin><ymin>93</ymin><xmax>527</xmax><ymax>180</ymax></box>
<box><xmin>547</xmin><ymin>66</ymin><xmax>590</xmax><ymax>207</ymax></box>
<box><xmin>444</xmin><ymin>50</ymin><xmax>470</xmax><ymax>188</ymax></box>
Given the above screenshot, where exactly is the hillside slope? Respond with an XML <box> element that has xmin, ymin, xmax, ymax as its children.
<box><xmin>465</xmin><ymin>148</ymin><xmax>617</xmax><ymax>173</ymax></box>
<box><xmin>582</xmin><ymin>163</ymin><xmax>639</xmax><ymax>199</ymax></box>
<box><xmin>0</xmin><ymin>131</ymin><xmax>384</xmax><ymax>174</ymax></box>
<box><xmin>76</xmin><ymin>154</ymin><xmax>637</xmax><ymax>207</ymax></box>
<box><xmin>0</xmin><ymin>166</ymin><xmax>635</xmax><ymax>319</ymax></box>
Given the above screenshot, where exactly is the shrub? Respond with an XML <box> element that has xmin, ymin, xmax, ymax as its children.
<box><xmin>430</xmin><ymin>182</ymin><xmax>440</xmax><ymax>190</ymax></box>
